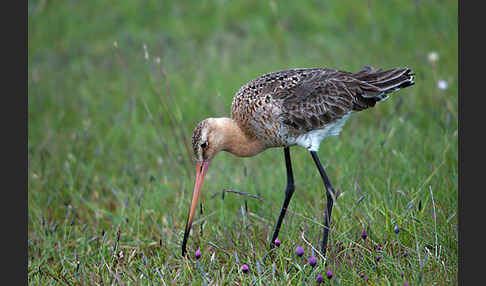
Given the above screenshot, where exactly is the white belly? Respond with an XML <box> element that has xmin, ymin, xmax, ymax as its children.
<box><xmin>291</xmin><ymin>113</ymin><xmax>351</xmax><ymax>151</ymax></box>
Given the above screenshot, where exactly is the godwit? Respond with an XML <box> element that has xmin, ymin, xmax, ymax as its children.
<box><xmin>182</xmin><ymin>66</ymin><xmax>415</xmax><ymax>257</ymax></box>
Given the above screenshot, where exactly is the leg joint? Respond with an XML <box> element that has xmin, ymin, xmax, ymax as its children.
<box><xmin>285</xmin><ymin>182</ymin><xmax>295</xmax><ymax>194</ymax></box>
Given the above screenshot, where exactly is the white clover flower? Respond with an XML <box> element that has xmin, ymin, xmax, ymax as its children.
<box><xmin>428</xmin><ymin>51</ymin><xmax>439</xmax><ymax>63</ymax></box>
<box><xmin>437</xmin><ymin>80</ymin><xmax>448</xmax><ymax>90</ymax></box>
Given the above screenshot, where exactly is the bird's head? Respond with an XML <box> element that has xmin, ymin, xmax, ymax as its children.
<box><xmin>191</xmin><ymin>118</ymin><xmax>226</xmax><ymax>163</ymax></box>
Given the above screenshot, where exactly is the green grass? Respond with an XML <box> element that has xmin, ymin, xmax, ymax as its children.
<box><xmin>28</xmin><ymin>0</ymin><xmax>457</xmax><ymax>284</ymax></box>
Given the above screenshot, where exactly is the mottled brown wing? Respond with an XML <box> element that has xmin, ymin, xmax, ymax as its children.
<box><xmin>231</xmin><ymin>68</ymin><xmax>324</xmax><ymax>138</ymax></box>
<box><xmin>275</xmin><ymin>67</ymin><xmax>414</xmax><ymax>132</ymax></box>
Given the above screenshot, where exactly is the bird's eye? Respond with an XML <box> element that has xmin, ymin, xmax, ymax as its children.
<box><xmin>200</xmin><ymin>142</ymin><xmax>208</xmax><ymax>148</ymax></box>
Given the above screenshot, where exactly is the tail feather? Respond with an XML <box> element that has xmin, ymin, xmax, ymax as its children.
<box><xmin>354</xmin><ymin>66</ymin><xmax>415</xmax><ymax>99</ymax></box>
<box><xmin>369</xmin><ymin>69</ymin><xmax>409</xmax><ymax>86</ymax></box>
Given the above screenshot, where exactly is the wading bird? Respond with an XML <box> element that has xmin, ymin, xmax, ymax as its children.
<box><xmin>182</xmin><ymin>66</ymin><xmax>415</xmax><ymax>257</ymax></box>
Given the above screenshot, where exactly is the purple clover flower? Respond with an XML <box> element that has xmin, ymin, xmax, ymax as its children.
<box><xmin>326</xmin><ymin>269</ymin><xmax>333</xmax><ymax>279</ymax></box>
<box><xmin>195</xmin><ymin>248</ymin><xmax>201</xmax><ymax>260</ymax></box>
<box><xmin>376</xmin><ymin>255</ymin><xmax>382</xmax><ymax>262</ymax></box>
<box><xmin>241</xmin><ymin>264</ymin><xmax>249</xmax><ymax>273</ymax></box>
<box><xmin>274</xmin><ymin>238</ymin><xmax>281</xmax><ymax>247</ymax></box>
<box><xmin>394</xmin><ymin>225</ymin><xmax>400</xmax><ymax>234</ymax></box>
<box><xmin>295</xmin><ymin>245</ymin><xmax>304</xmax><ymax>257</ymax></box>
<box><xmin>316</xmin><ymin>273</ymin><xmax>323</xmax><ymax>284</ymax></box>
<box><xmin>361</xmin><ymin>229</ymin><xmax>367</xmax><ymax>240</ymax></box>
<box><xmin>308</xmin><ymin>256</ymin><xmax>317</xmax><ymax>267</ymax></box>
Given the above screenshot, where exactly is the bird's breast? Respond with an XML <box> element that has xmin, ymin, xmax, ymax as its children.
<box><xmin>232</xmin><ymin>94</ymin><xmax>287</xmax><ymax>147</ymax></box>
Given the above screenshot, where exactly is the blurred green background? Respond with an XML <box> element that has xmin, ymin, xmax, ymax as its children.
<box><xmin>28</xmin><ymin>0</ymin><xmax>457</xmax><ymax>284</ymax></box>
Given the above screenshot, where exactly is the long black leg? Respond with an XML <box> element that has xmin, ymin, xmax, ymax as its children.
<box><xmin>270</xmin><ymin>147</ymin><xmax>295</xmax><ymax>248</ymax></box>
<box><xmin>310</xmin><ymin>151</ymin><xmax>336</xmax><ymax>256</ymax></box>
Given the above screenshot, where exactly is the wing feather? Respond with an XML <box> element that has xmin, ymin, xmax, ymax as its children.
<box><xmin>276</xmin><ymin>67</ymin><xmax>414</xmax><ymax>132</ymax></box>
